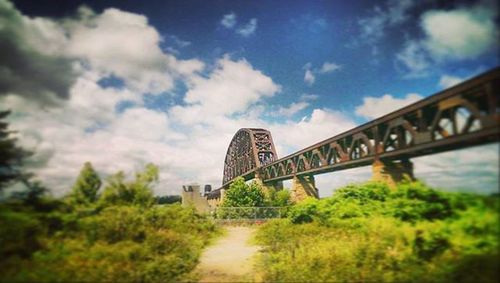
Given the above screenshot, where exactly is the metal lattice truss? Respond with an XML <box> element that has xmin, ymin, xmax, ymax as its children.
<box><xmin>222</xmin><ymin>128</ymin><xmax>277</xmax><ymax>185</ymax></box>
<box><xmin>260</xmin><ymin>68</ymin><xmax>500</xmax><ymax>183</ymax></box>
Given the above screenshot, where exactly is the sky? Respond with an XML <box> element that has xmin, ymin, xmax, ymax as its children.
<box><xmin>1</xmin><ymin>0</ymin><xmax>498</xmax><ymax>197</ymax></box>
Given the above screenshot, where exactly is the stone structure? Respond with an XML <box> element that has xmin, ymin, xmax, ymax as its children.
<box><xmin>291</xmin><ymin>175</ymin><xmax>319</xmax><ymax>202</ymax></box>
<box><xmin>254</xmin><ymin>171</ymin><xmax>283</xmax><ymax>198</ymax></box>
<box><xmin>181</xmin><ymin>184</ymin><xmax>211</xmax><ymax>213</ymax></box>
<box><xmin>372</xmin><ymin>159</ymin><xmax>415</xmax><ymax>189</ymax></box>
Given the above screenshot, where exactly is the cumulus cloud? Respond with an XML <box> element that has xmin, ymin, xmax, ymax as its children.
<box><xmin>355</xmin><ymin>93</ymin><xmax>422</xmax><ymax>120</ymax></box>
<box><xmin>396</xmin><ymin>3</ymin><xmax>498</xmax><ymax>77</ymax></box>
<box><xmin>220</xmin><ymin>12</ymin><xmax>237</xmax><ymax>29</ymax></box>
<box><xmin>1</xmin><ymin>1</ymin><xmax>497</xmax><ymax>197</ymax></box>
<box><xmin>0</xmin><ymin>0</ymin><xmax>76</xmax><ymax>104</ymax></box>
<box><xmin>237</xmin><ymin>18</ymin><xmax>257</xmax><ymax>37</ymax></box>
<box><xmin>65</xmin><ymin>7</ymin><xmax>204</xmax><ymax>94</ymax></box>
<box><xmin>171</xmin><ymin>56</ymin><xmax>281</xmax><ymax>124</ymax></box>
<box><xmin>421</xmin><ymin>7</ymin><xmax>498</xmax><ymax>60</ymax></box>
<box><xmin>271</xmin><ymin>109</ymin><xmax>356</xmax><ymax>153</ymax></box>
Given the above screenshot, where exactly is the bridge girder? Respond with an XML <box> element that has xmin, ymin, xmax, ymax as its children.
<box><xmin>207</xmin><ymin>67</ymin><xmax>500</xmax><ymax>199</ymax></box>
<box><xmin>260</xmin><ymin>67</ymin><xmax>500</xmax><ymax>182</ymax></box>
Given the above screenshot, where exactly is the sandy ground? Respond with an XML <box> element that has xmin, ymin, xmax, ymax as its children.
<box><xmin>194</xmin><ymin>226</ymin><xmax>261</xmax><ymax>282</ymax></box>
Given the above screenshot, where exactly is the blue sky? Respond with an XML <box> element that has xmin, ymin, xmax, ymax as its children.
<box><xmin>1</xmin><ymin>0</ymin><xmax>499</xmax><ymax>196</ymax></box>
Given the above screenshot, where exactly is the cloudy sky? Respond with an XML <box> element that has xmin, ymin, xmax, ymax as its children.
<box><xmin>1</xmin><ymin>0</ymin><xmax>498</xmax><ymax>196</ymax></box>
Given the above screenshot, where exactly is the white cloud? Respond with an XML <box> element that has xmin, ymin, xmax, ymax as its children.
<box><xmin>357</xmin><ymin>0</ymin><xmax>415</xmax><ymax>44</ymax></box>
<box><xmin>237</xmin><ymin>18</ymin><xmax>257</xmax><ymax>37</ymax></box>
<box><xmin>396</xmin><ymin>40</ymin><xmax>431</xmax><ymax>78</ymax></box>
<box><xmin>421</xmin><ymin>7</ymin><xmax>498</xmax><ymax>60</ymax></box>
<box><xmin>271</xmin><ymin>109</ymin><xmax>356</xmax><ymax>154</ymax></box>
<box><xmin>220</xmin><ymin>12</ymin><xmax>237</xmax><ymax>29</ymax></box>
<box><xmin>275</xmin><ymin>102</ymin><xmax>309</xmax><ymax>117</ymax></box>
<box><xmin>319</xmin><ymin>62</ymin><xmax>341</xmax><ymax>73</ymax></box>
<box><xmin>1</xmin><ymin>2</ymin><xmax>497</xmax><ymax>198</ymax></box>
<box><xmin>303</xmin><ymin>61</ymin><xmax>341</xmax><ymax>85</ymax></box>
<box><xmin>64</xmin><ymin>8</ymin><xmax>204</xmax><ymax>94</ymax></box>
<box><xmin>304</xmin><ymin>69</ymin><xmax>315</xmax><ymax>85</ymax></box>
<box><xmin>396</xmin><ymin>4</ymin><xmax>498</xmax><ymax>77</ymax></box>
<box><xmin>355</xmin><ymin>93</ymin><xmax>422</xmax><ymax>120</ymax></box>
<box><xmin>438</xmin><ymin>75</ymin><xmax>464</xmax><ymax>89</ymax></box>
<box><xmin>300</xmin><ymin>94</ymin><xmax>319</xmax><ymax>101</ymax></box>
<box><xmin>171</xmin><ymin>55</ymin><xmax>281</xmax><ymax>124</ymax></box>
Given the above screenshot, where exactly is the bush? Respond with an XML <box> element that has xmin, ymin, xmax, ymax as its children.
<box><xmin>254</xmin><ymin>181</ymin><xmax>500</xmax><ymax>282</ymax></box>
<box><xmin>221</xmin><ymin>177</ymin><xmax>265</xmax><ymax>207</ymax></box>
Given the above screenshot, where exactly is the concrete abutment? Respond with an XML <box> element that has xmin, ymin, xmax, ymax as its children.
<box><xmin>291</xmin><ymin>175</ymin><xmax>319</xmax><ymax>202</ymax></box>
<box><xmin>372</xmin><ymin>159</ymin><xmax>415</xmax><ymax>188</ymax></box>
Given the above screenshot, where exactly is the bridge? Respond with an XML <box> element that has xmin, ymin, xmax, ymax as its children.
<box><xmin>203</xmin><ymin>67</ymin><xmax>499</xmax><ymax>204</ymax></box>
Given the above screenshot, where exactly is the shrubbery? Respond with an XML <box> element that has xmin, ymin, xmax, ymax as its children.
<box><xmin>0</xmin><ymin>163</ymin><xmax>218</xmax><ymax>283</ymax></box>
<box><xmin>255</xmin><ymin>180</ymin><xmax>499</xmax><ymax>282</ymax></box>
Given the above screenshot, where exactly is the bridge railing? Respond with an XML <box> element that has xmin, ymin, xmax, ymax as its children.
<box><xmin>210</xmin><ymin>206</ymin><xmax>289</xmax><ymax>222</ymax></box>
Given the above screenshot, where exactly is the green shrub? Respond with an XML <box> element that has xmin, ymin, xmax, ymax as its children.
<box><xmin>221</xmin><ymin>177</ymin><xmax>265</xmax><ymax>207</ymax></box>
<box><xmin>254</xmin><ymin>181</ymin><xmax>500</xmax><ymax>282</ymax></box>
<box><xmin>0</xmin><ymin>209</ymin><xmax>43</xmax><ymax>258</ymax></box>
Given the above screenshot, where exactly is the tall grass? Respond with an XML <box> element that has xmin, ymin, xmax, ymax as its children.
<box><xmin>0</xmin><ymin>202</ymin><xmax>218</xmax><ymax>282</ymax></box>
<box><xmin>255</xmin><ymin>181</ymin><xmax>499</xmax><ymax>282</ymax></box>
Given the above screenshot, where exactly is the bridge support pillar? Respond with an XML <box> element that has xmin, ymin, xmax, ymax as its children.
<box><xmin>254</xmin><ymin>172</ymin><xmax>283</xmax><ymax>197</ymax></box>
<box><xmin>291</xmin><ymin>175</ymin><xmax>319</xmax><ymax>202</ymax></box>
<box><xmin>372</xmin><ymin>159</ymin><xmax>415</xmax><ymax>189</ymax></box>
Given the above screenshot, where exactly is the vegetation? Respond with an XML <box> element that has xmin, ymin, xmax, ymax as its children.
<box><xmin>221</xmin><ymin>177</ymin><xmax>266</xmax><ymax>207</ymax></box>
<box><xmin>156</xmin><ymin>195</ymin><xmax>182</xmax><ymax>204</ymax></box>
<box><xmin>0</xmin><ymin>163</ymin><xmax>218</xmax><ymax>282</ymax></box>
<box><xmin>0</xmin><ymin>113</ymin><xmax>219</xmax><ymax>283</ymax></box>
<box><xmin>0</xmin><ymin>110</ymin><xmax>32</xmax><ymax>189</ymax></box>
<box><xmin>216</xmin><ymin>177</ymin><xmax>291</xmax><ymax>219</ymax></box>
<box><xmin>255</xmin><ymin>181</ymin><xmax>499</xmax><ymax>282</ymax></box>
<box><xmin>221</xmin><ymin>176</ymin><xmax>292</xmax><ymax>208</ymax></box>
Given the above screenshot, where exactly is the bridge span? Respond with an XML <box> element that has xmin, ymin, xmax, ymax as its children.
<box><xmin>205</xmin><ymin>67</ymin><xmax>499</xmax><ymax>203</ymax></box>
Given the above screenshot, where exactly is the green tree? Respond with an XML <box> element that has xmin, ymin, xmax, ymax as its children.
<box><xmin>0</xmin><ymin>110</ymin><xmax>31</xmax><ymax>190</ymax></box>
<box><xmin>221</xmin><ymin>177</ymin><xmax>265</xmax><ymax>207</ymax></box>
<box><xmin>70</xmin><ymin>162</ymin><xmax>101</xmax><ymax>205</ymax></box>
<box><xmin>100</xmin><ymin>163</ymin><xmax>158</xmax><ymax>207</ymax></box>
<box><xmin>266</xmin><ymin>188</ymin><xmax>292</xmax><ymax>207</ymax></box>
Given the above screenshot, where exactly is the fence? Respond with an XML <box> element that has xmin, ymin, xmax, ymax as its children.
<box><xmin>209</xmin><ymin>206</ymin><xmax>288</xmax><ymax>223</ymax></box>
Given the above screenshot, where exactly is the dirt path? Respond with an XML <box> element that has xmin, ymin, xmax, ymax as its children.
<box><xmin>194</xmin><ymin>226</ymin><xmax>261</xmax><ymax>282</ymax></box>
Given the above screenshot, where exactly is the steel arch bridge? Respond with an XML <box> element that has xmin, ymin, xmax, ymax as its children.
<box><xmin>206</xmin><ymin>67</ymin><xmax>500</xmax><ymax>200</ymax></box>
<box><xmin>222</xmin><ymin>128</ymin><xmax>278</xmax><ymax>185</ymax></box>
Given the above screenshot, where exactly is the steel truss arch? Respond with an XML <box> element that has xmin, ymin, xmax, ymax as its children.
<box><xmin>222</xmin><ymin>128</ymin><xmax>278</xmax><ymax>185</ymax></box>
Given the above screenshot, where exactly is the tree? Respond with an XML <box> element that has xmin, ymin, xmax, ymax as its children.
<box><xmin>221</xmin><ymin>177</ymin><xmax>265</xmax><ymax>207</ymax></box>
<box><xmin>156</xmin><ymin>195</ymin><xmax>181</xmax><ymax>204</ymax></box>
<box><xmin>0</xmin><ymin>110</ymin><xmax>31</xmax><ymax>190</ymax></box>
<box><xmin>70</xmin><ymin>162</ymin><xmax>101</xmax><ymax>205</ymax></box>
<box><xmin>265</xmin><ymin>188</ymin><xmax>292</xmax><ymax>207</ymax></box>
<box><xmin>100</xmin><ymin>163</ymin><xmax>158</xmax><ymax>207</ymax></box>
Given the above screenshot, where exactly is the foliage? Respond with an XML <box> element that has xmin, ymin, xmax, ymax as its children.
<box><xmin>0</xmin><ymin>110</ymin><xmax>32</xmax><ymax>190</ymax></box>
<box><xmin>0</xmin><ymin>163</ymin><xmax>219</xmax><ymax>283</ymax></box>
<box><xmin>265</xmin><ymin>187</ymin><xmax>292</xmax><ymax>207</ymax></box>
<box><xmin>69</xmin><ymin>162</ymin><xmax>101</xmax><ymax>205</ymax></box>
<box><xmin>255</xmin><ymin>181</ymin><xmax>499</xmax><ymax>282</ymax></box>
<box><xmin>221</xmin><ymin>177</ymin><xmax>265</xmax><ymax>207</ymax></box>
<box><xmin>156</xmin><ymin>195</ymin><xmax>181</xmax><ymax>204</ymax></box>
<box><xmin>99</xmin><ymin>163</ymin><xmax>158</xmax><ymax>207</ymax></box>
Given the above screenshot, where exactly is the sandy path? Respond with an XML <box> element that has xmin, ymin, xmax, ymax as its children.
<box><xmin>195</xmin><ymin>226</ymin><xmax>260</xmax><ymax>282</ymax></box>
